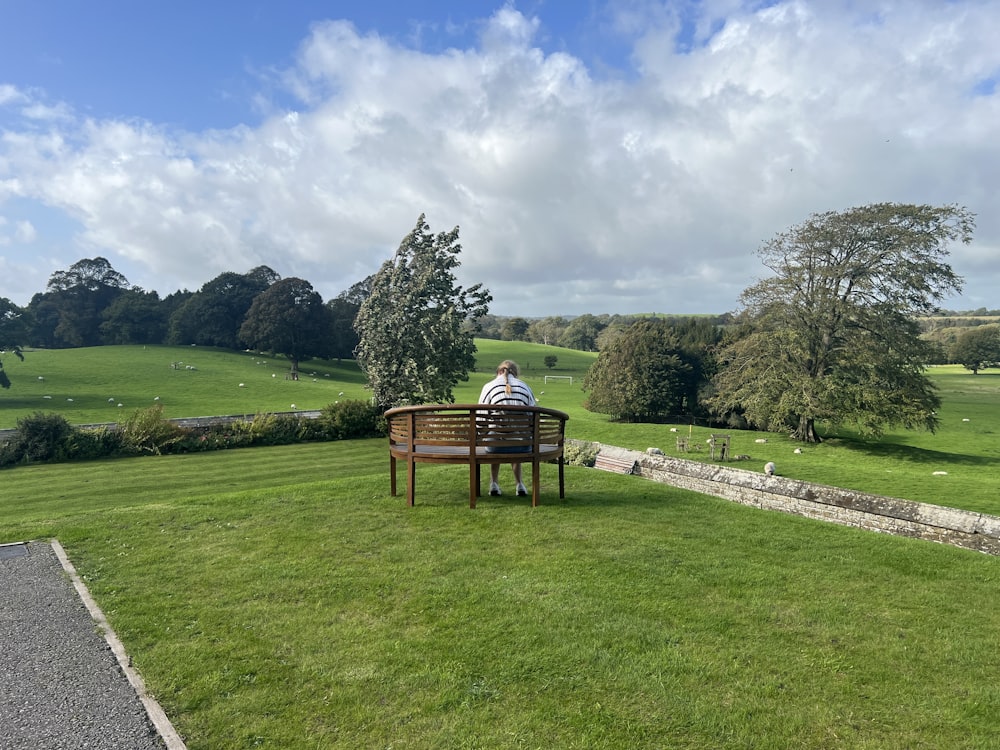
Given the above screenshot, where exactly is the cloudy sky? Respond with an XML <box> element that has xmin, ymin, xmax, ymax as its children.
<box><xmin>1</xmin><ymin>1</ymin><xmax>998</xmax><ymax>317</ymax></box>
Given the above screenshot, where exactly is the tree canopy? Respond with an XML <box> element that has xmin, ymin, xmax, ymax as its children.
<box><xmin>30</xmin><ymin>257</ymin><xmax>132</xmax><ymax>348</ymax></box>
<box><xmin>100</xmin><ymin>289</ymin><xmax>167</xmax><ymax>345</ymax></box>
<box><xmin>709</xmin><ymin>203</ymin><xmax>973</xmax><ymax>442</ymax></box>
<box><xmin>239</xmin><ymin>277</ymin><xmax>333</xmax><ymax>378</ymax></box>
<box><xmin>354</xmin><ymin>215</ymin><xmax>492</xmax><ymax>410</ymax></box>
<box><xmin>168</xmin><ymin>267</ymin><xmax>279</xmax><ymax>348</ymax></box>
<box><xmin>951</xmin><ymin>325</ymin><xmax>1000</xmax><ymax>374</ymax></box>
<box><xmin>0</xmin><ymin>297</ymin><xmax>27</xmax><ymax>389</ymax></box>
<box><xmin>584</xmin><ymin>319</ymin><xmax>693</xmax><ymax>422</ymax></box>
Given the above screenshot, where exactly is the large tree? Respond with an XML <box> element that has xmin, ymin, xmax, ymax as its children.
<box><xmin>0</xmin><ymin>297</ymin><xmax>28</xmax><ymax>389</ymax></box>
<box><xmin>168</xmin><ymin>266</ymin><xmax>279</xmax><ymax>348</ymax></box>
<box><xmin>584</xmin><ymin>319</ymin><xmax>693</xmax><ymax>422</ymax></box>
<box><xmin>28</xmin><ymin>257</ymin><xmax>131</xmax><ymax>347</ymax></box>
<box><xmin>501</xmin><ymin>316</ymin><xmax>531</xmax><ymax>341</ymax></box>
<box><xmin>951</xmin><ymin>325</ymin><xmax>1000</xmax><ymax>374</ymax></box>
<box><xmin>100</xmin><ymin>289</ymin><xmax>168</xmax><ymax>345</ymax></box>
<box><xmin>560</xmin><ymin>314</ymin><xmax>607</xmax><ymax>351</ymax></box>
<box><xmin>709</xmin><ymin>203</ymin><xmax>973</xmax><ymax>442</ymax></box>
<box><xmin>239</xmin><ymin>278</ymin><xmax>333</xmax><ymax>379</ymax></box>
<box><xmin>354</xmin><ymin>214</ymin><xmax>492</xmax><ymax>410</ymax></box>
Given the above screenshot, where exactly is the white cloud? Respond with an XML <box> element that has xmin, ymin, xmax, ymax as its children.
<box><xmin>0</xmin><ymin>84</ymin><xmax>27</xmax><ymax>106</ymax></box>
<box><xmin>14</xmin><ymin>219</ymin><xmax>36</xmax><ymax>242</ymax></box>
<box><xmin>0</xmin><ymin>1</ymin><xmax>998</xmax><ymax>314</ymax></box>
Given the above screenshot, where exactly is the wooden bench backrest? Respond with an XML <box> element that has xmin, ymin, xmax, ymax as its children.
<box><xmin>383</xmin><ymin>404</ymin><xmax>569</xmax><ymax>507</ymax></box>
<box><xmin>385</xmin><ymin>404</ymin><xmax>567</xmax><ymax>449</ymax></box>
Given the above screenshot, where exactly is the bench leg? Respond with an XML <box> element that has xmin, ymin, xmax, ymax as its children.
<box><xmin>558</xmin><ymin>456</ymin><xmax>565</xmax><ymax>499</ymax></box>
<box><xmin>531</xmin><ymin>460</ymin><xmax>540</xmax><ymax>507</ymax></box>
<box><xmin>469</xmin><ymin>461</ymin><xmax>478</xmax><ymax>509</ymax></box>
<box><xmin>406</xmin><ymin>459</ymin><xmax>416</xmax><ymax>507</ymax></box>
<box><xmin>390</xmin><ymin>456</ymin><xmax>397</xmax><ymax>497</ymax></box>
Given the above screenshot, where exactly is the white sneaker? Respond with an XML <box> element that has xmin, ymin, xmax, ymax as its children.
<box><xmin>489</xmin><ymin>482</ymin><xmax>502</xmax><ymax>496</ymax></box>
<box><xmin>516</xmin><ymin>483</ymin><xmax>528</xmax><ymax>497</ymax></box>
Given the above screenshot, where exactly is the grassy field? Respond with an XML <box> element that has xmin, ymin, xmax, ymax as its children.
<box><xmin>4</xmin><ymin>342</ymin><xmax>999</xmax><ymax>514</ymax></box>
<box><xmin>2</xmin><ymin>443</ymin><xmax>998</xmax><ymax>749</ymax></box>
<box><xmin>2</xmin><ymin>344</ymin><xmax>999</xmax><ymax>748</ymax></box>
<box><xmin>0</xmin><ymin>345</ymin><xmax>370</xmax><ymax>424</ymax></box>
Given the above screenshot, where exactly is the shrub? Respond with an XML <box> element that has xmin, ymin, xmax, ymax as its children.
<box><xmin>563</xmin><ymin>440</ymin><xmax>599</xmax><ymax>467</ymax></box>
<box><xmin>319</xmin><ymin>400</ymin><xmax>386</xmax><ymax>440</ymax></box>
<box><xmin>66</xmin><ymin>426</ymin><xmax>123</xmax><ymax>460</ymax></box>
<box><xmin>0</xmin><ymin>412</ymin><xmax>75</xmax><ymax>466</ymax></box>
<box><xmin>247</xmin><ymin>412</ymin><xmax>308</xmax><ymax>446</ymax></box>
<box><xmin>117</xmin><ymin>405</ymin><xmax>187</xmax><ymax>455</ymax></box>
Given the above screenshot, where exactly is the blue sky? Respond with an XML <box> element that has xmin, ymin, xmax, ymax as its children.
<box><xmin>1</xmin><ymin>1</ymin><xmax>998</xmax><ymax>316</ymax></box>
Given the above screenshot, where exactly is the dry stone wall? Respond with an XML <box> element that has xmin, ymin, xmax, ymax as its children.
<box><xmin>586</xmin><ymin>442</ymin><xmax>1000</xmax><ymax>556</ymax></box>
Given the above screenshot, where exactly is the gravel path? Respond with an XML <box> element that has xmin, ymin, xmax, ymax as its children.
<box><xmin>0</xmin><ymin>541</ymin><xmax>178</xmax><ymax>749</ymax></box>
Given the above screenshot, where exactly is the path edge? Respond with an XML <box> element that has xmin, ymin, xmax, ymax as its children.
<box><xmin>50</xmin><ymin>539</ymin><xmax>187</xmax><ymax>750</ymax></box>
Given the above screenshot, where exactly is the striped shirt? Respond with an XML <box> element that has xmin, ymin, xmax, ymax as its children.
<box><xmin>479</xmin><ymin>375</ymin><xmax>536</xmax><ymax>407</ymax></box>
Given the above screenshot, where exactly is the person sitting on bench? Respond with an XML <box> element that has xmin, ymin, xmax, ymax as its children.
<box><xmin>478</xmin><ymin>359</ymin><xmax>536</xmax><ymax>497</ymax></box>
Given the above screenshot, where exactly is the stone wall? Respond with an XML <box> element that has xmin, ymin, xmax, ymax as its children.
<box><xmin>586</xmin><ymin>442</ymin><xmax>1000</xmax><ymax>556</ymax></box>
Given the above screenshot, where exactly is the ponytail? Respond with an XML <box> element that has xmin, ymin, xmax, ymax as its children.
<box><xmin>496</xmin><ymin>359</ymin><xmax>520</xmax><ymax>396</ymax></box>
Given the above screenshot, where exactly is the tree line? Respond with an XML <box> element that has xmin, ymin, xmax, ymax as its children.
<box><xmin>0</xmin><ymin>258</ymin><xmax>371</xmax><ymax>386</ymax></box>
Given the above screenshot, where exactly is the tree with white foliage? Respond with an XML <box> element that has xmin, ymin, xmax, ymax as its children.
<box><xmin>354</xmin><ymin>215</ymin><xmax>492</xmax><ymax>410</ymax></box>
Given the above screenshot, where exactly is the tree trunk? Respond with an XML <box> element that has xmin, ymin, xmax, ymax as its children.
<box><xmin>792</xmin><ymin>414</ymin><xmax>822</xmax><ymax>443</ymax></box>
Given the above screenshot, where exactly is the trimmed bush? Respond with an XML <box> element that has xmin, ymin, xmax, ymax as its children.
<box><xmin>319</xmin><ymin>400</ymin><xmax>386</xmax><ymax>440</ymax></box>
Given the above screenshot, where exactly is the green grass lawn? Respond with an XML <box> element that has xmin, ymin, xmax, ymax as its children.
<box><xmin>2</xmin><ymin>345</ymin><xmax>1000</xmax><ymax>747</ymax></box>
<box><xmin>0</xmin><ymin>345</ymin><xmax>369</xmax><ymax>424</ymax></box>
<box><xmin>2</xmin><ymin>443</ymin><xmax>998</xmax><ymax>749</ymax></box>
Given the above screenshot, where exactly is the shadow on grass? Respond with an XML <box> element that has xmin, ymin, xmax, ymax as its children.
<box><xmin>831</xmin><ymin>436</ymin><xmax>998</xmax><ymax>469</ymax></box>
<box><xmin>408</xmin><ymin>468</ymin><xmax>694</xmax><ymax>511</ymax></box>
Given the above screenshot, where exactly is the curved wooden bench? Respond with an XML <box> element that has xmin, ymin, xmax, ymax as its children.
<box><xmin>385</xmin><ymin>404</ymin><xmax>569</xmax><ymax>508</ymax></box>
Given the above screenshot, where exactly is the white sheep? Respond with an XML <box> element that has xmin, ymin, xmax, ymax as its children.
<box><xmin>646</xmin><ymin>447</ymin><xmax>664</xmax><ymax>456</ymax></box>
<box><xmin>755</xmin><ymin>438</ymin><xmax>768</xmax><ymax>444</ymax></box>
<box><xmin>764</xmin><ymin>462</ymin><xmax>776</xmax><ymax>476</ymax></box>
